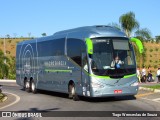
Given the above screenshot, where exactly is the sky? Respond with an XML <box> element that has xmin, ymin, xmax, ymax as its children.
<box><xmin>0</xmin><ymin>0</ymin><xmax>160</xmax><ymax>38</ymax></box>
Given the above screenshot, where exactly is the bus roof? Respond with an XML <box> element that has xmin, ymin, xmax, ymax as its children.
<box><xmin>17</xmin><ymin>25</ymin><xmax>127</xmax><ymax>45</ymax></box>
<box><xmin>54</xmin><ymin>25</ymin><xmax>126</xmax><ymax>38</ymax></box>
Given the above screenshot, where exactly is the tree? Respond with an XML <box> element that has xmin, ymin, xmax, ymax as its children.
<box><xmin>8</xmin><ymin>56</ymin><xmax>16</xmax><ymax>79</ymax></box>
<box><xmin>0</xmin><ymin>50</ymin><xmax>9</xmax><ymax>79</ymax></box>
<box><xmin>135</xmin><ymin>28</ymin><xmax>152</xmax><ymax>41</ymax></box>
<box><xmin>119</xmin><ymin>11</ymin><xmax>139</xmax><ymax>37</ymax></box>
<box><xmin>42</xmin><ymin>33</ymin><xmax>47</xmax><ymax>37</ymax></box>
<box><xmin>6</xmin><ymin>34</ymin><xmax>10</xmax><ymax>38</ymax></box>
<box><xmin>155</xmin><ymin>36</ymin><xmax>160</xmax><ymax>43</ymax></box>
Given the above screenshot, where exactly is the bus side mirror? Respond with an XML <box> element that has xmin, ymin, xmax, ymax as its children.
<box><xmin>130</xmin><ymin>37</ymin><xmax>144</xmax><ymax>53</ymax></box>
<box><xmin>86</xmin><ymin>38</ymin><xmax>93</xmax><ymax>54</ymax></box>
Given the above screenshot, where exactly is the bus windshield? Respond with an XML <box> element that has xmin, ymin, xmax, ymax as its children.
<box><xmin>90</xmin><ymin>37</ymin><xmax>136</xmax><ymax>78</ymax></box>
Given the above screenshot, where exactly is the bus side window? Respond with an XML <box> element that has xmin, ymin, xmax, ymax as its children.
<box><xmin>67</xmin><ymin>38</ymin><xmax>86</xmax><ymax>67</ymax></box>
<box><xmin>82</xmin><ymin>54</ymin><xmax>88</xmax><ymax>72</ymax></box>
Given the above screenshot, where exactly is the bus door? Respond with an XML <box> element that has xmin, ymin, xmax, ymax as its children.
<box><xmin>81</xmin><ymin>52</ymin><xmax>90</xmax><ymax>97</ymax></box>
<box><xmin>66</xmin><ymin>37</ymin><xmax>83</xmax><ymax>94</ymax></box>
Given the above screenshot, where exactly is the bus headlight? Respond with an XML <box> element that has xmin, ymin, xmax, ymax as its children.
<box><xmin>91</xmin><ymin>82</ymin><xmax>104</xmax><ymax>88</ymax></box>
<box><xmin>131</xmin><ymin>82</ymin><xmax>139</xmax><ymax>86</ymax></box>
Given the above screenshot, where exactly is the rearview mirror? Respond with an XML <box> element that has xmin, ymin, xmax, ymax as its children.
<box><xmin>130</xmin><ymin>37</ymin><xmax>144</xmax><ymax>53</ymax></box>
<box><xmin>86</xmin><ymin>38</ymin><xmax>93</xmax><ymax>54</ymax></box>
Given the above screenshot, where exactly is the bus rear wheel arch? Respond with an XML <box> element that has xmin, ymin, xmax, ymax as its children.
<box><xmin>68</xmin><ymin>81</ymin><xmax>79</xmax><ymax>101</ymax></box>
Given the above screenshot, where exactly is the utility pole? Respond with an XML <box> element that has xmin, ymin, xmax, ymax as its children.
<box><xmin>3</xmin><ymin>36</ymin><xmax>6</xmax><ymax>64</ymax></box>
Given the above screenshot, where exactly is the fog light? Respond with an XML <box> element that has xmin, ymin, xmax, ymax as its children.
<box><xmin>91</xmin><ymin>82</ymin><xmax>104</xmax><ymax>88</ymax></box>
<box><xmin>131</xmin><ymin>82</ymin><xmax>139</xmax><ymax>86</ymax></box>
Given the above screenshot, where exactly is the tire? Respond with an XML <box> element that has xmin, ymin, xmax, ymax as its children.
<box><xmin>68</xmin><ymin>84</ymin><xmax>73</xmax><ymax>99</ymax></box>
<box><xmin>31</xmin><ymin>80</ymin><xmax>37</xmax><ymax>94</ymax></box>
<box><xmin>68</xmin><ymin>83</ymin><xmax>79</xmax><ymax>101</ymax></box>
<box><xmin>24</xmin><ymin>80</ymin><xmax>31</xmax><ymax>93</ymax></box>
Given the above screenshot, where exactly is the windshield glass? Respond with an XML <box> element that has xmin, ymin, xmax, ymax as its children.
<box><xmin>90</xmin><ymin>37</ymin><xmax>136</xmax><ymax>78</ymax></box>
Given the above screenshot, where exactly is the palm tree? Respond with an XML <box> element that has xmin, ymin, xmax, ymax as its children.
<box><xmin>0</xmin><ymin>50</ymin><xmax>9</xmax><ymax>79</ymax></box>
<box><xmin>135</xmin><ymin>28</ymin><xmax>152</xmax><ymax>41</ymax></box>
<box><xmin>119</xmin><ymin>11</ymin><xmax>139</xmax><ymax>37</ymax></box>
<box><xmin>155</xmin><ymin>36</ymin><xmax>160</xmax><ymax>43</ymax></box>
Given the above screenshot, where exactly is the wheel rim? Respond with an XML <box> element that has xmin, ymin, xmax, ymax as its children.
<box><xmin>31</xmin><ymin>82</ymin><xmax>35</xmax><ymax>91</ymax></box>
<box><xmin>71</xmin><ymin>85</ymin><xmax>75</xmax><ymax>96</ymax></box>
<box><xmin>25</xmin><ymin>81</ymin><xmax>29</xmax><ymax>89</ymax></box>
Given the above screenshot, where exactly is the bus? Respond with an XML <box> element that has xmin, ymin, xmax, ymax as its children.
<box><xmin>16</xmin><ymin>25</ymin><xmax>143</xmax><ymax>100</ymax></box>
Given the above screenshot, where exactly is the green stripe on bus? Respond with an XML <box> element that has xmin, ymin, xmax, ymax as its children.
<box><xmin>45</xmin><ymin>69</ymin><xmax>72</xmax><ymax>73</ymax></box>
<box><xmin>88</xmin><ymin>73</ymin><xmax>136</xmax><ymax>79</ymax></box>
<box><xmin>45</xmin><ymin>69</ymin><xmax>136</xmax><ymax>78</ymax></box>
<box><xmin>89</xmin><ymin>74</ymin><xmax>110</xmax><ymax>79</ymax></box>
<box><xmin>123</xmin><ymin>74</ymin><xmax>136</xmax><ymax>78</ymax></box>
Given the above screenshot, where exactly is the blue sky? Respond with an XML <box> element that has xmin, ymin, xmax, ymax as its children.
<box><xmin>0</xmin><ymin>0</ymin><xmax>160</xmax><ymax>37</ymax></box>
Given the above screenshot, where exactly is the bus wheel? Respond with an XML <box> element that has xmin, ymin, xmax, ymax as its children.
<box><xmin>24</xmin><ymin>80</ymin><xmax>31</xmax><ymax>93</ymax></box>
<box><xmin>31</xmin><ymin>80</ymin><xmax>37</xmax><ymax>94</ymax></box>
<box><xmin>69</xmin><ymin>84</ymin><xmax>79</xmax><ymax>101</ymax></box>
<box><xmin>68</xmin><ymin>84</ymin><xmax>73</xmax><ymax>99</ymax></box>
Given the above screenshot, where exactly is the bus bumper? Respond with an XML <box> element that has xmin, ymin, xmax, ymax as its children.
<box><xmin>89</xmin><ymin>85</ymin><xmax>139</xmax><ymax>97</ymax></box>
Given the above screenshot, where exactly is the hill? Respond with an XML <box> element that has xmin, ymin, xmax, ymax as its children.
<box><xmin>0</xmin><ymin>38</ymin><xmax>32</xmax><ymax>57</ymax></box>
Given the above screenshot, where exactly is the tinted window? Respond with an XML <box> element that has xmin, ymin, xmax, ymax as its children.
<box><xmin>67</xmin><ymin>38</ymin><xmax>86</xmax><ymax>66</ymax></box>
<box><xmin>113</xmin><ymin>40</ymin><xmax>129</xmax><ymax>50</ymax></box>
<box><xmin>38</xmin><ymin>38</ymin><xmax>65</xmax><ymax>57</ymax></box>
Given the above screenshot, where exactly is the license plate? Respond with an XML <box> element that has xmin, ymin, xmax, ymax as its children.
<box><xmin>114</xmin><ymin>90</ymin><xmax>122</xmax><ymax>94</ymax></box>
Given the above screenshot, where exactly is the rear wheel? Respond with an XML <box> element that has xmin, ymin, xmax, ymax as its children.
<box><xmin>68</xmin><ymin>83</ymin><xmax>79</xmax><ymax>101</ymax></box>
<box><xmin>24</xmin><ymin>80</ymin><xmax>31</xmax><ymax>92</ymax></box>
<box><xmin>31</xmin><ymin>80</ymin><xmax>37</xmax><ymax>94</ymax></box>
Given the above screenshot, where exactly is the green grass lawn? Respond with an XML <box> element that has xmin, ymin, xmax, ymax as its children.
<box><xmin>143</xmin><ymin>84</ymin><xmax>160</xmax><ymax>89</ymax></box>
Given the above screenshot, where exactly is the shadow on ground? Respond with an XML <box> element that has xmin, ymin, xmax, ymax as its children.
<box><xmin>20</xmin><ymin>88</ymin><xmax>136</xmax><ymax>103</ymax></box>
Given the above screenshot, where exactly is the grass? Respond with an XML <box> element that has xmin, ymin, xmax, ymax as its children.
<box><xmin>143</xmin><ymin>84</ymin><xmax>160</xmax><ymax>90</ymax></box>
<box><xmin>0</xmin><ymin>93</ymin><xmax>6</xmax><ymax>102</ymax></box>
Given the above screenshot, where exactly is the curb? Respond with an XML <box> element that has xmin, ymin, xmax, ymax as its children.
<box><xmin>0</xmin><ymin>80</ymin><xmax>16</xmax><ymax>82</ymax></box>
<box><xmin>139</xmin><ymin>87</ymin><xmax>160</xmax><ymax>93</ymax></box>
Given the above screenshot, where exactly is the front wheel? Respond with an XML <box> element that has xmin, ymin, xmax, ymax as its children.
<box><xmin>68</xmin><ymin>84</ymin><xmax>79</xmax><ymax>101</ymax></box>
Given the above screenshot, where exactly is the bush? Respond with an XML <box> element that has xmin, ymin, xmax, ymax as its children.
<box><xmin>154</xmin><ymin>65</ymin><xmax>158</xmax><ymax>69</ymax></box>
<box><xmin>8</xmin><ymin>73</ymin><xmax>16</xmax><ymax>79</ymax></box>
<box><xmin>6</xmin><ymin>50</ymin><xmax>10</xmax><ymax>54</ymax></box>
<box><xmin>149</xmin><ymin>49</ymin><xmax>153</xmax><ymax>52</ymax></box>
<box><xmin>8</xmin><ymin>39</ymin><xmax>12</xmax><ymax>43</ymax></box>
<box><xmin>155</xmin><ymin>48</ymin><xmax>159</xmax><ymax>51</ymax></box>
<box><xmin>144</xmin><ymin>48</ymin><xmax>147</xmax><ymax>51</ymax></box>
